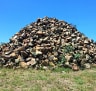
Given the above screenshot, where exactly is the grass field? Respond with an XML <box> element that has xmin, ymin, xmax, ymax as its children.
<box><xmin>0</xmin><ymin>67</ymin><xmax>96</xmax><ymax>91</ymax></box>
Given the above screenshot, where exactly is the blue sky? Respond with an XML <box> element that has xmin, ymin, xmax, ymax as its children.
<box><xmin>0</xmin><ymin>0</ymin><xmax>96</xmax><ymax>42</ymax></box>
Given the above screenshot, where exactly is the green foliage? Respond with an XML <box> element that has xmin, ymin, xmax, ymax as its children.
<box><xmin>74</xmin><ymin>53</ymin><xmax>81</xmax><ymax>59</ymax></box>
<box><xmin>62</xmin><ymin>45</ymin><xmax>74</xmax><ymax>53</ymax></box>
<box><xmin>74</xmin><ymin>76</ymin><xmax>85</xmax><ymax>85</ymax></box>
<box><xmin>59</xmin><ymin>45</ymin><xmax>74</xmax><ymax>65</ymax></box>
<box><xmin>59</xmin><ymin>55</ymin><xmax>66</xmax><ymax>64</ymax></box>
<box><xmin>53</xmin><ymin>67</ymin><xmax>71</xmax><ymax>73</ymax></box>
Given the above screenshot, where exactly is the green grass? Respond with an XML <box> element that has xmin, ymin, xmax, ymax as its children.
<box><xmin>0</xmin><ymin>67</ymin><xmax>96</xmax><ymax>91</ymax></box>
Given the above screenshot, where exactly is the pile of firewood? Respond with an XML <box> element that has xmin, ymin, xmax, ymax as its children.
<box><xmin>0</xmin><ymin>17</ymin><xmax>96</xmax><ymax>70</ymax></box>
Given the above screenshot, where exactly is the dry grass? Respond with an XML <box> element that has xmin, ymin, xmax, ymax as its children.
<box><xmin>0</xmin><ymin>67</ymin><xmax>96</xmax><ymax>91</ymax></box>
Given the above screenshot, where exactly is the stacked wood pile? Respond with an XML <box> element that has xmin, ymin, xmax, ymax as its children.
<box><xmin>0</xmin><ymin>17</ymin><xmax>96</xmax><ymax>70</ymax></box>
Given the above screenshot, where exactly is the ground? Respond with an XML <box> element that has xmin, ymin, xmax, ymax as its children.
<box><xmin>0</xmin><ymin>67</ymin><xmax>96</xmax><ymax>91</ymax></box>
